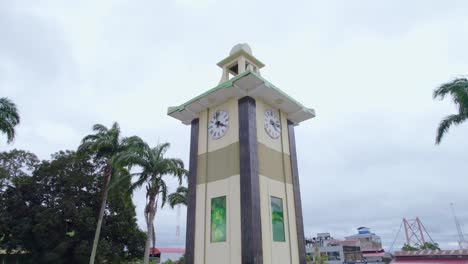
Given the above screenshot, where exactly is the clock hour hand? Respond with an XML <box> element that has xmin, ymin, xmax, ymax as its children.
<box><xmin>270</xmin><ymin>120</ymin><xmax>279</xmax><ymax>132</ymax></box>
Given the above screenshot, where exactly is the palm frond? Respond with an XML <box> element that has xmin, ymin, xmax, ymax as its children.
<box><xmin>168</xmin><ymin>186</ymin><xmax>188</xmax><ymax>208</ymax></box>
<box><xmin>435</xmin><ymin>114</ymin><xmax>467</xmax><ymax>144</ymax></box>
<box><xmin>158</xmin><ymin>180</ymin><xmax>168</xmax><ymax>208</ymax></box>
<box><xmin>108</xmin><ymin>167</ymin><xmax>132</xmax><ymax>191</ymax></box>
<box><xmin>130</xmin><ymin>173</ymin><xmax>148</xmax><ymax>192</ymax></box>
<box><xmin>92</xmin><ymin>123</ymin><xmax>109</xmax><ymax>134</ymax></box>
<box><xmin>0</xmin><ymin>97</ymin><xmax>20</xmax><ymax>143</ymax></box>
<box><xmin>433</xmin><ymin>78</ymin><xmax>468</xmax><ymax>99</ymax></box>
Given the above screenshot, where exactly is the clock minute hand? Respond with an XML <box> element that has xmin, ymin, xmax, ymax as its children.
<box><xmin>270</xmin><ymin>120</ymin><xmax>279</xmax><ymax>132</ymax></box>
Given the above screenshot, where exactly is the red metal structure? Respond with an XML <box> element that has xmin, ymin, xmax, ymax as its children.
<box><xmin>403</xmin><ymin>217</ymin><xmax>426</xmax><ymax>246</ymax></box>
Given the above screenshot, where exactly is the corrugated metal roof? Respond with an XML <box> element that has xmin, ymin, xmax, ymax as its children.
<box><xmin>395</xmin><ymin>250</ymin><xmax>468</xmax><ymax>257</ymax></box>
<box><xmin>392</xmin><ymin>260</ymin><xmax>468</xmax><ymax>264</ymax></box>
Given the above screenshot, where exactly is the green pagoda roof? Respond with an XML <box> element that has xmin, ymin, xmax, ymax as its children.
<box><xmin>168</xmin><ymin>70</ymin><xmax>315</xmax><ymax>125</ymax></box>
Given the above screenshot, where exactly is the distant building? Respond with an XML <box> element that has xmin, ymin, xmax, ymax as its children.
<box><xmin>306</xmin><ymin>233</ymin><xmax>363</xmax><ymax>264</ymax></box>
<box><xmin>306</xmin><ymin>227</ymin><xmax>385</xmax><ymax>264</ymax></box>
<box><xmin>392</xmin><ymin>249</ymin><xmax>468</xmax><ymax>264</ymax></box>
<box><xmin>345</xmin><ymin>227</ymin><xmax>385</xmax><ymax>263</ymax></box>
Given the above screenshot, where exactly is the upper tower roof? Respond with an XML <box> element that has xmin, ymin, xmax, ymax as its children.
<box><xmin>168</xmin><ymin>44</ymin><xmax>315</xmax><ymax>125</ymax></box>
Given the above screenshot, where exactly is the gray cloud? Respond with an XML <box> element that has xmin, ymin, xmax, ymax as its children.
<box><xmin>2</xmin><ymin>0</ymin><xmax>468</xmax><ymax>251</ymax></box>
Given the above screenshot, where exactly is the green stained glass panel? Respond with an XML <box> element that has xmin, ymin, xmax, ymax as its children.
<box><xmin>271</xmin><ymin>196</ymin><xmax>285</xmax><ymax>242</ymax></box>
<box><xmin>211</xmin><ymin>196</ymin><xmax>226</xmax><ymax>242</ymax></box>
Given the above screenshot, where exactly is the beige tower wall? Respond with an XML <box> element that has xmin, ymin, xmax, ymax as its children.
<box><xmin>194</xmin><ymin>97</ymin><xmax>242</xmax><ymax>264</ymax></box>
<box><xmin>194</xmin><ymin>97</ymin><xmax>301</xmax><ymax>264</ymax></box>
<box><xmin>256</xmin><ymin>99</ymin><xmax>300</xmax><ymax>264</ymax></box>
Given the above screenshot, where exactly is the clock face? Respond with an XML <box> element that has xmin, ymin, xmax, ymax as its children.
<box><xmin>208</xmin><ymin>110</ymin><xmax>229</xmax><ymax>140</ymax></box>
<box><xmin>264</xmin><ymin>110</ymin><xmax>281</xmax><ymax>139</ymax></box>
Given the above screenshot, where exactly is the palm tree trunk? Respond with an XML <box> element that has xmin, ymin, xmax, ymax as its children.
<box><xmin>89</xmin><ymin>165</ymin><xmax>112</xmax><ymax>264</ymax></box>
<box><xmin>143</xmin><ymin>195</ymin><xmax>156</xmax><ymax>264</ymax></box>
<box><xmin>143</xmin><ymin>195</ymin><xmax>160</xmax><ymax>264</ymax></box>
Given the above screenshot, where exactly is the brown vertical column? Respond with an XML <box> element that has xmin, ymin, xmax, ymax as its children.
<box><xmin>287</xmin><ymin>120</ymin><xmax>306</xmax><ymax>264</ymax></box>
<box><xmin>239</xmin><ymin>96</ymin><xmax>263</xmax><ymax>264</ymax></box>
<box><xmin>185</xmin><ymin>118</ymin><xmax>199</xmax><ymax>264</ymax></box>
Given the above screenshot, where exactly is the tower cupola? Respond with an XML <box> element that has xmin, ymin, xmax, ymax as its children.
<box><xmin>217</xmin><ymin>43</ymin><xmax>265</xmax><ymax>83</ymax></box>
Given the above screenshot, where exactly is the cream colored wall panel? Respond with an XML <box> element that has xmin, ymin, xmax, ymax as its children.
<box><xmin>259</xmin><ymin>175</ymin><xmax>296</xmax><ymax>264</ymax></box>
<box><xmin>229</xmin><ymin>175</ymin><xmax>242</xmax><ymax>264</ymax></box>
<box><xmin>204</xmin><ymin>175</ymin><xmax>241</xmax><ymax>264</ymax></box>
<box><xmin>207</xmin><ymin>97</ymin><xmax>240</xmax><ymax>153</ymax></box>
<box><xmin>198</xmin><ymin>110</ymin><xmax>208</xmax><ymax>155</ymax></box>
<box><xmin>280</xmin><ymin>110</ymin><xmax>290</xmax><ymax>155</ymax></box>
<box><xmin>194</xmin><ymin>183</ymin><xmax>206</xmax><ymax>264</ymax></box>
<box><xmin>259</xmin><ymin>175</ymin><xmax>272</xmax><ymax>264</ymax></box>
<box><xmin>268</xmin><ymin>177</ymin><xmax>292</xmax><ymax>264</ymax></box>
<box><xmin>255</xmin><ymin>99</ymin><xmax>283</xmax><ymax>153</ymax></box>
<box><xmin>286</xmin><ymin>183</ymin><xmax>299</xmax><ymax>264</ymax></box>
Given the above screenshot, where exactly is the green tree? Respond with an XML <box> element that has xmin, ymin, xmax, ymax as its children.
<box><xmin>312</xmin><ymin>246</ymin><xmax>328</xmax><ymax>264</ymax></box>
<box><xmin>402</xmin><ymin>243</ymin><xmax>419</xmax><ymax>251</ymax></box>
<box><xmin>0</xmin><ymin>149</ymin><xmax>38</xmax><ymax>189</ymax></box>
<box><xmin>77</xmin><ymin>122</ymin><xmax>135</xmax><ymax>264</ymax></box>
<box><xmin>116</xmin><ymin>139</ymin><xmax>186</xmax><ymax>264</ymax></box>
<box><xmin>419</xmin><ymin>242</ymin><xmax>440</xmax><ymax>250</ymax></box>
<box><xmin>401</xmin><ymin>242</ymin><xmax>440</xmax><ymax>251</ymax></box>
<box><xmin>0</xmin><ymin>97</ymin><xmax>20</xmax><ymax>144</ymax></box>
<box><xmin>433</xmin><ymin>78</ymin><xmax>468</xmax><ymax>144</ymax></box>
<box><xmin>168</xmin><ymin>186</ymin><xmax>188</xmax><ymax>208</ymax></box>
<box><xmin>0</xmin><ymin>150</ymin><xmax>145</xmax><ymax>263</ymax></box>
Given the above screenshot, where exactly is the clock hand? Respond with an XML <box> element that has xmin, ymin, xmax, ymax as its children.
<box><xmin>270</xmin><ymin>120</ymin><xmax>279</xmax><ymax>132</ymax></box>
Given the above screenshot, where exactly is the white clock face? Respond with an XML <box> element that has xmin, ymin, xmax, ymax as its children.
<box><xmin>264</xmin><ymin>110</ymin><xmax>281</xmax><ymax>139</ymax></box>
<box><xmin>208</xmin><ymin>110</ymin><xmax>229</xmax><ymax>140</ymax></box>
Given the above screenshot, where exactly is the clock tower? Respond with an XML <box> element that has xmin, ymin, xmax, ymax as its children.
<box><xmin>168</xmin><ymin>44</ymin><xmax>315</xmax><ymax>264</ymax></box>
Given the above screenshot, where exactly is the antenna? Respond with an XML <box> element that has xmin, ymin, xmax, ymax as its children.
<box><xmin>451</xmin><ymin>203</ymin><xmax>468</xmax><ymax>249</ymax></box>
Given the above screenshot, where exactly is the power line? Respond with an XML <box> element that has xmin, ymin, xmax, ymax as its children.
<box><xmin>389</xmin><ymin>220</ymin><xmax>403</xmax><ymax>252</ymax></box>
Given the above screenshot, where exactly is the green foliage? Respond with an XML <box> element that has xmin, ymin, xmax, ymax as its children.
<box><xmin>168</xmin><ymin>186</ymin><xmax>188</xmax><ymax>208</ymax></box>
<box><xmin>162</xmin><ymin>259</ymin><xmax>176</xmax><ymax>264</ymax></box>
<box><xmin>402</xmin><ymin>242</ymin><xmax>440</xmax><ymax>251</ymax></box>
<box><xmin>78</xmin><ymin>122</ymin><xmax>141</xmax><ymax>264</ymax></box>
<box><xmin>433</xmin><ymin>77</ymin><xmax>468</xmax><ymax>144</ymax></box>
<box><xmin>419</xmin><ymin>242</ymin><xmax>441</xmax><ymax>250</ymax></box>
<box><xmin>115</xmin><ymin>138</ymin><xmax>187</xmax><ymax>263</ymax></box>
<box><xmin>0</xmin><ymin>149</ymin><xmax>39</xmax><ymax>189</ymax></box>
<box><xmin>402</xmin><ymin>243</ymin><xmax>419</xmax><ymax>251</ymax></box>
<box><xmin>0</xmin><ymin>97</ymin><xmax>20</xmax><ymax>144</ymax></box>
<box><xmin>0</xmin><ymin>149</ymin><xmax>145</xmax><ymax>263</ymax></box>
<box><xmin>312</xmin><ymin>246</ymin><xmax>328</xmax><ymax>264</ymax></box>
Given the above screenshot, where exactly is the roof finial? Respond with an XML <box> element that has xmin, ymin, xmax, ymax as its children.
<box><xmin>230</xmin><ymin>43</ymin><xmax>252</xmax><ymax>56</ymax></box>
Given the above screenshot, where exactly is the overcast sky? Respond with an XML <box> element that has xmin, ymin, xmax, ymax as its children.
<box><xmin>2</xmin><ymin>0</ymin><xmax>468</xmax><ymax>251</ymax></box>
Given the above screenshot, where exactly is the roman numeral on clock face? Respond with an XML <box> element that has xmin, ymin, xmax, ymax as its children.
<box><xmin>264</xmin><ymin>109</ymin><xmax>281</xmax><ymax>139</ymax></box>
<box><xmin>208</xmin><ymin>110</ymin><xmax>229</xmax><ymax>140</ymax></box>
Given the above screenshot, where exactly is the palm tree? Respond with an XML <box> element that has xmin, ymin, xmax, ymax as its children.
<box><xmin>78</xmin><ymin>122</ymin><xmax>130</xmax><ymax>264</ymax></box>
<box><xmin>433</xmin><ymin>77</ymin><xmax>468</xmax><ymax>144</ymax></box>
<box><xmin>116</xmin><ymin>139</ymin><xmax>186</xmax><ymax>264</ymax></box>
<box><xmin>0</xmin><ymin>97</ymin><xmax>20</xmax><ymax>143</ymax></box>
<box><xmin>168</xmin><ymin>186</ymin><xmax>188</xmax><ymax>208</ymax></box>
